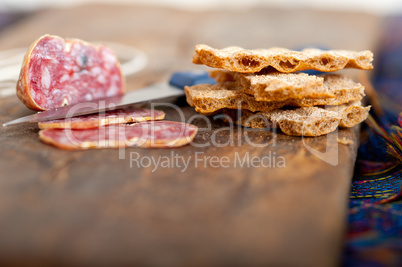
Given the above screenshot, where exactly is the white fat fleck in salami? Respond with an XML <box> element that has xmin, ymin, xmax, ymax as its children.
<box><xmin>59</xmin><ymin>74</ymin><xmax>69</xmax><ymax>83</ymax></box>
<box><xmin>16</xmin><ymin>34</ymin><xmax>125</xmax><ymax>111</ymax></box>
<box><xmin>39</xmin><ymin>121</ymin><xmax>198</xmax><ymax>149</ymax></box>
<box><xmin>64</xmin><ymin>42</ymin><xmax>72</xmax><ymax>52</ymax></box>
<box><xmin>41</xmin><ymin>66</ymin><xmax>51</xmax><ymax>90</ymax></box>
<box><xmin>97</xmin><ymin>74</ymin><xmax>106</xmax><ymax>83</ymax></box>
<box><xmin>84</xmin><ymin>93</ymin><xmax>92</xmax><ymax>101</ymax></box>
<box><xmin>38</xmin><ymin>107</ymin><xmax>165</xmax><ymax>129</ymax></box>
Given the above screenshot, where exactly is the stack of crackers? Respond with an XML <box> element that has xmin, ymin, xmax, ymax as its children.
<box><xmin>184</xmin><ymin>45</ymin><xmax>373</xmax><ymax>136</ymax></box>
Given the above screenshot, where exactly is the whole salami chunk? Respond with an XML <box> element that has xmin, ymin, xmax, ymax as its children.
<box><xmin>39</xmin><ymin>121</ymin><xmax>198</xmax><ymax>150</ymax></box>
<box><xmin>17</xmin><ymin>34</ymin><xmax>125</xmax><ymax>111</ymax></box>
<box><xmin>38</xmin><ymin>107</ymin><xmax>165</xmax><ymax>129</ymax></box>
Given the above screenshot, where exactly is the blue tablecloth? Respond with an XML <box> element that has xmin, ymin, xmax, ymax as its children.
<box><xmin>343</xmin><ymin>16</ymin><xmax>402</xmax><ymax>267</ymax></box>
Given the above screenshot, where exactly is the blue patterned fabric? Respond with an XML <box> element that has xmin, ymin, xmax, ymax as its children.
<box><xmin>343</xmin><ymin>16</ymin><xmax>402</xmax><ymax>267</ymax></box>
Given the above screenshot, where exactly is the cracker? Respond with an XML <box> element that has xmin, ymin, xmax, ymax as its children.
<box><xmin>210</xmin><ymin>70</ymin><xmax>333</xmax><ymax>101</ymax></box>
<box><xmin>184</xmin><ymin>82</ymin><xmax>286</xmax><ymax>113</ymax></box>
<box><xmin>184</xmin><ymin>74</ymin><xmax>365</xmax><ymax>113</ymax></box>
<box><xmin>286</xmin><ymin>74</ymin><xmax>365</xmax><ymax>106</ymax></box>
<box><xmin>193</xmin><ymin>44</ymin><xmax>373</xmax><ymax>73</ymax></box>
<box><xmin>222</xmin><ymin>101</ymin><xmax>370</xmax><ymax>136</ymax></box>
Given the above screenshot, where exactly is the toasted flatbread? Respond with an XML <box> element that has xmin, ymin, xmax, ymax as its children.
<box><xmin>211</xmin><ymin>71</ymin><xmax>363</xmax><ymax>102</ymax></box>
<box><xmin>222</xmin><ymin>101</ymin><xmax>370</xmax><ymax>136</ymax></box>
<box><xmin>185</xmin><ymin>82</ymin><xmax>285</xmax><ymax>113</ymax></box>
<box><xmin>210</xmin><ymin>70</ymin><xmax>333</xmax><ymax>101</ymax></box>
<box><xmin>193</xmin><ymin>44</ymin><xmax>373</xmax><ymax>73</ymax></box>
<box><xmin>184</xmin><ymin>74</ymin><xmax>365</xmax><ymax>114</ymax></box>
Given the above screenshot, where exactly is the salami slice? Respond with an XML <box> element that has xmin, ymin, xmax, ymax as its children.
<box><xmin>39</xmin><ymin>121</ymin><xmax>198</xmax><ymax>150</ymax></box>
<box><xmin>38</xmin><ymin>107</ymin><xmax>165</xmax><ymax>129</ymax></box>
<box><xmin>17</xmin><ymin>34</ymin><xmax>125</xmax><ymax>111</ymax></box>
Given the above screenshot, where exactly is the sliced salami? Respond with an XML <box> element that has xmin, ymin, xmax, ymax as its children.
<box><xmin>39</xmin><ymin>121</ymin><xmax>198</xmax><ymax>150</ymax></box>
<box><xmin>17</xmin><ymin>34</ymin><xmax>124</xmax><ymax>111</ymax></box>
<box><xmin>38</xmin><ymin>107</ymin><xmax>165</xmax><ymax>129</ymax></box>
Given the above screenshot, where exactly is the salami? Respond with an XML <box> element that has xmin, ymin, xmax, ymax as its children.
<box><xmin>38</xmin><ymin>107</ymin><xmax>165</xmax><ymax>129</ymax></box>
<box><xmin>17</xmin><ymin>34</ymin><xmax>124</xmax><ymax>111</ymax></box>
<box><xmin>39</xmin><ymin>121</ymin><xmax>198</xmax><ymax>150</ymax></box>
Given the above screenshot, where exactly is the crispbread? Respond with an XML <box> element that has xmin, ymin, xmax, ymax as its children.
<box><xmin>185</xmin><ymin>82</ymin><xmax>286</xmax><ymax>113</ymax></box>
<box><xmin>286</xmin><ymin>74</ymin><xmax>365</xmax><ymax>106</ymax></box>
<box><xmin>184</xmin><ymin>74</ymin><xmax>365</xmax><ymax>114</ymax></box>
<box><xmin>193</xmin><ymin>44</ymin><xmax>374</xmax><ymax>73</ymax></box>
<box><xmin>210</xmin><ymin>70</ymin><xmax>333</xmax><ymax>101</ymax></box>
<box><xmin>222</xmin><ymin>101</ymin><xmax>370</xmax><ymax>136</ymax></box>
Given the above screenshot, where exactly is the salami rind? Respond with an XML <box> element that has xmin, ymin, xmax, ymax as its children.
<box><xmin>38</xmin><ymin>107</ymin><xmax>165</xmax><ymax>129</ymax></box>
<box><xmin>39</xmin><ymin>121</ymin><xmax>198</xmax><ymax>150</ymax></box>
<box><xmin>17</xmin><ymin>34</ymin><xmax>125</xmax><ymax>111</ymax></box>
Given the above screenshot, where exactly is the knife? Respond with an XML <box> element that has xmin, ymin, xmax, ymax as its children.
<box><xmin>2</xmin><ymin>71</ymin><xmax>215</xmax><ymax>127</ymax></box>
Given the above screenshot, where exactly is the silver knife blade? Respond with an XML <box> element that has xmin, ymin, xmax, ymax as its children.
<box><xmin>2</xmin><ymin>83</ymin><xmax>184</xmax><ymax>127</ymax></box>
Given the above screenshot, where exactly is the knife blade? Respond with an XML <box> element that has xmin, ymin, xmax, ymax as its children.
<box><xmin>2</xmin><ymin>71</ymin><xmax>215</xmax><ymax>127</ymax></box>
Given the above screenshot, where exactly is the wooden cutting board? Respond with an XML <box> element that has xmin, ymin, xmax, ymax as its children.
<box><xmin>0</xmin><ymin>4</ymin><xmax>380</xmax><ymax>266</ymax></box>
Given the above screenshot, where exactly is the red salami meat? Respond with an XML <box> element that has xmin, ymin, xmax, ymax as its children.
<box><xmin>17</xmin><ymin>34</ymin><xmax>124</xmax><ymax>111</ymax></box>
<box><xmin>38</xmin><ymin>107</ymin><xmax>165</xmax><ymax>129</ymax></box>
<box><xmin>39</xmin><ymin>121</ymin><xmax>198</xmax><ymax>150</ymax></box>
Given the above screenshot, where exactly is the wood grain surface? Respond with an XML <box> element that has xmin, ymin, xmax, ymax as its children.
<box><xmin>0</xmin><ymin>4</ymin><xmax>380</xmax><ymax>267</ymax></box>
